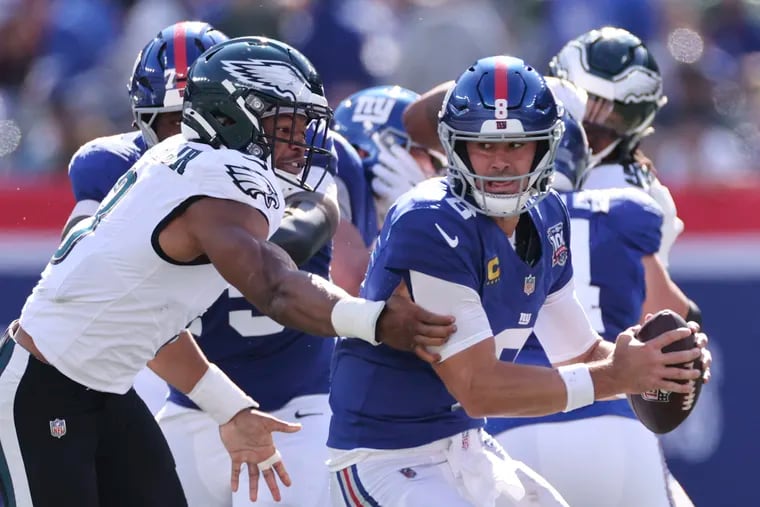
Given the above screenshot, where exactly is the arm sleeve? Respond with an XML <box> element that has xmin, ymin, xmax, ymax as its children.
<box><xmin>409</xmin><ymin>270</ymin><xmax>492</xmax><ymax>362</ymax></box>
<box><xmin>533</xmin><ymin>278</ymin><xmax>601</xmax><ymax>364</ymax></box>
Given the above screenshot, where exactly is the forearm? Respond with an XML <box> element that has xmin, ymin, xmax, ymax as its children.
<box><xmin>402</xmin><ymin>80</ymin><xmax>454</xmax><ymax>152</ymax></box>
<box><xmin>330</xmin><ymin>220</ymin><xmax>371</xmax><ymax>296</ymax></box>
<box><xmin>147</xmin><ymin>329</ymin><xmax>209</xmax><ymax>393</ymax></box>
<box><xmin>467</xmin><ymin>361</ymin><xmax>568</xmax><ymax>417</ymax></box>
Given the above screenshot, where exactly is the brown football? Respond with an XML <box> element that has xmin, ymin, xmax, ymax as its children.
<box><xmin>626</xmin><ymin>310</ymin><xmax>703</xmax><ymax>434</ymax></box>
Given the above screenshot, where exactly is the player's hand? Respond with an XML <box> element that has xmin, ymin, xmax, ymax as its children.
<box><xmin>610</xmin><ymin>325</ymin><xmax>702</xmax><ymax>395</ymax></box>
<box><xmin>219</xmin><ymin>409</ymin><xmax>302</xmax><ymax>502</ymax></box>
<box><xmin>688</xmin><ymin>320</ymin><xmax>712</xmax><ymax>384</ymax></box>
<box><xmin>370</xmin><ymin>132</ymin><xmax>427</xmax><ymax>219</ymax></box>
<box><xmin>376</xmin><ymin>293</ymin><xmax>456</xmax><ymax>363</ymax></box>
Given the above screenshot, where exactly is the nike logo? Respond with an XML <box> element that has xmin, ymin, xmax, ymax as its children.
<box><xmin>434</xmin><ymin>223</ymin><xmax>459</xmax><ymax>248</ymax></box>
<box><xmin>294</xmin><ymin>410</ymin><xmax>324</xmax><ymax>419</ymax></box>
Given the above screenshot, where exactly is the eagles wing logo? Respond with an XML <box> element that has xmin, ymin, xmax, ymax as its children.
<box><xmin>220</xmin><ymin>59</ymin><xmax>306</xmax><ymax>101</ymax></box>
<box><xmin>226</xmin><ymin>164</ymin><xmax>281</xmax><ymax>210</ymax></box>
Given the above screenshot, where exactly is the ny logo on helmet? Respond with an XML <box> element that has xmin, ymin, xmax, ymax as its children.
<box><xmin>352</xmin><ymin>96</ymin><xmax>396</xmax><ymax>125</ymax></box>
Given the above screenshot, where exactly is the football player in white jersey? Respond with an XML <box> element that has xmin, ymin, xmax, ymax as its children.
<box><xmin>548</xmin><ymin>26</ymin><xmax>702</xmax><ymax>324</ymax></box>
<box><xmin>62</xmin><ymin>21</ymin><xmax>230</xmax><ymax>417</ymax></box>
<box><xmin>0</xmin><ymin>37</ymin><xmax>455</xmax><ymax>507</ymax></box>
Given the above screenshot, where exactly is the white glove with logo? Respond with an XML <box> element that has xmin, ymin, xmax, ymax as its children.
<box><xmin>649</xmin><ymin>176</ymin><xmax>684</xmax><ymax>268</ymax></box>
<box><xmin>370</xmin><ymin>132</ymin><xmax>427</xmax><ymax>224</ymax></box>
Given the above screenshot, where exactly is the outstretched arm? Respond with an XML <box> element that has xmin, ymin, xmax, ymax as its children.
<box><xmin>177</xmin><ymin>197</ymin><xmax>454</xmax><ymax>358</ymax></box>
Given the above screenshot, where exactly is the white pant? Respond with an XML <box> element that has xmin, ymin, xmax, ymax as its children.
<box><xmin>329</xmin><ymin>429</ymin><xmax>568</xmax><ymax>507</ymax></box>
<box><xmin>157</xmin><ymin>394</ymin><xmax>331</xmax><ymax>507</ymax></box>
<box><xmin>495</xmin><ymin>416</ymin><xmax>679</xmax><ymax>507</ymax></box>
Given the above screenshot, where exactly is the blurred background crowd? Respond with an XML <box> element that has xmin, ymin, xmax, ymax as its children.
<box><xmin>2</xmin><ymin>0</ymin><xmax>760</xmax><ymax>187</ymax></box>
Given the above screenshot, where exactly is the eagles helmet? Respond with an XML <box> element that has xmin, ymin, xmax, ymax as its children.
<box><xmin>549</xmin><ymin>27</ymin><xmax>667</xmax><ymax>160</ymax></box>
<box><xmin>128</xmin><ymin>21</ymin><xmax>229</xmax><ymax>147</ymax></box>
<box><xmin>181</xmin><ymin>36</ymin><xmax>332</xmax><ymax>191</ymax></box>
<box><xmin>333</xmin><ymin>85</ymin><xmax>426</xmax><ymax>168</ymax></box>
<box><xmin>438</xmin><ymin>55</ymin><xmax>564</xmax><ymax>217</ymax></box>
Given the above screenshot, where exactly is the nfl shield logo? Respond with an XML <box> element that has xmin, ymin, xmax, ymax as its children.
<box><xmin>641</xmin><ymin>389</ymin><xmax>671</xmax><ymax>402</ymax></box>
<box><xmin>49</xmin><ymin>418</ymin><xmax>67</xmax><ymax>439</ymax></box>
<box><xmin>523</xmin><ymin>275</ymin><xmax>536</xmax><ymax>296</ymax></box>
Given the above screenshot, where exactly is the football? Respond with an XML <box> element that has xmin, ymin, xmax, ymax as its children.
<box><xmin>627</xmin><ymin>310</ymin><xmax>704</xmax><ymax>434</ymax></box>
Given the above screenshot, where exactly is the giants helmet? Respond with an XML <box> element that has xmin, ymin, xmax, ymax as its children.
<box><xmin>333</xmin><ymin>85</ymin><xmax>424</xmax><ymax>168</ymax></box>
<box><xmin>128</xmin><ymin>21</ymin><xmax>228</xmax><ymax>147</ymax></box>
<box><xmin>438</xmin><ymin>55</ymin><xmax>564</xmax><ymax>217</ymax></box>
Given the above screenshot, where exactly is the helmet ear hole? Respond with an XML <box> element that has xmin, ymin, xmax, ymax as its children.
<box><xmin>212</xmin><ymin>112</ymin><xmax>236</xmax><ymax>127</ymax></box>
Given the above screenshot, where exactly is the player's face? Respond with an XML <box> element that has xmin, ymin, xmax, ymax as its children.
<box><xmin>154</xmin><ymin>112</ymin><xmax>183</xmax><ymax>142</ymax></box>
<box><xmin>262</xmin><ymin>113</ymin><xmax>310</xmax><ymax>175</ymax></box>
<box><xmin>583</xmin><ymin>121</ymin><xmax>619</xmax><ymax>157</ymax></box>
<box><xmin>465</xmin><ymin>140</ymin><xmax>537</xmax><ymax>194</ymax></box>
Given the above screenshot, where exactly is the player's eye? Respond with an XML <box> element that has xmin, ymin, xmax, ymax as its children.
<box><xmin>477</xmin><ymin>142</ymin><xmax>493</xmax><ymax>150</ymax></box>
<box><xmin>508</xmin><ymin>142</ymin><xmax>525</xmax><ymax>150</ymax></box>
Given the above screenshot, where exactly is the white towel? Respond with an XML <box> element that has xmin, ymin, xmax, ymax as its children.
<box><xmin>445</xmin><ymin>429</ymin><xmax>526</xmax><ymax>507</ymax></box>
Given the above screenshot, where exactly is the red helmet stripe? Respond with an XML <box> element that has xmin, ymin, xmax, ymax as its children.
<box><xmin>494</xmin><ymin>57</ymin><xmax>508</xmax><ymax>104</ymax></box>
<box><xmin>173</xmin><ymin>22</ymin><xmax>188</xmax><ymax>88</ymax></box>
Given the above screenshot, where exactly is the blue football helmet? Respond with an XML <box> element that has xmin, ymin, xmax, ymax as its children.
<box><xmin>332</xmin><ymin>85</ymin><xmax>426</xmax><ymax>169</ymax></box>
<box><xmin>552</xmin><ymin>110</ymin><xmax>591</xmax><ymax>191</ymax></box>
<box><xmin>128</xmin><ymin>21</ymin><xmax>229</xmax><ymax>147</ymax></box>
<box><xmin>439</xmin><ymin>55</ymin><xmax>564</xmax><ymax>217</ymax></box>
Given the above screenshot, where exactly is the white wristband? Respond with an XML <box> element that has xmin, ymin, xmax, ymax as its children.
<box><xmin>187</xmin><ymin>364</ymin><xmax>259</xmax><ymax>425</ymax></box>
<box><xmin>557</xmin><ymin>363</ymin><xmax>595</xmax><ymax>412</ymax></box>
<box><xmin>330</xmin><ymin>297</ymin><xmax>386</xmax><ymax>346</ymax></box>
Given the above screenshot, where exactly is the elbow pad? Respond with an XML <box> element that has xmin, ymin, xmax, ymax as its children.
<box><xmin>269</xmin><ymin>190</ymin><xmax>340</xmax><ymax>266</ymax></box>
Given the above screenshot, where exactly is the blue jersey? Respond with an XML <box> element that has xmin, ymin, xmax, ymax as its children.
<box><xmin>69</xmin><ymin>131</ymin><xmax>147</xmax><ymax>202</ymax></box>
<box><xmin>328</xmin><ymin>179</ymin><xmax>573</xmax><ymax>450</ymax></box>
<box><xmin>486</xmin><ymin>188</ymin><xmax>663</xmax><ymax>434</ymax></box>
<box><xmin>332</xmin><ymin>131</ymin><xmax>377</xmax><ymax>246</ymax></box>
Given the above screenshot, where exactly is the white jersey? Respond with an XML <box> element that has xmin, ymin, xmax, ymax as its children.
<box><xmin>19</xmin><ymin>135</ymin><xmax>284</xmax><ymax>394</ymax></box>
<box><xmin>583</xmin><ymin>162</ymin><xmax>683</xmax><ymax>266</ymax></box>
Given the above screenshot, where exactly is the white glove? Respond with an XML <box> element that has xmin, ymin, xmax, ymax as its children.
<box><xmin>370</xmin><ymin>132</ymin><xmax>427</xmax><ymax>223</ymax></box>
<box><xmin>649</xmin><ymin>176</ymin><xmax>684</xmax><ymax>268</ymax></box>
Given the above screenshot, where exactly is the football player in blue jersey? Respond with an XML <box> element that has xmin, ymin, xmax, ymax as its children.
<box><xmin>486</xmin><ymin>83</ymin><xmax>699</xmax><ymax>507</ymax></box>
<box><xmin>326</xmin><ymin>55</ymin><xmax>709</xmax><ymax>507</ymax></box>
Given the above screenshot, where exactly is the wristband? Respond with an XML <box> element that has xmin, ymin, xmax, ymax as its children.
<box><xmin>187</xmin><ymin>364</ymin><xmax>258</xmax><ymax>425</ymax></box>
<box><xmin>330</xmin><ymin>297</ymin><xmax>386</xmax><ymax>345</ymax></box>
<box><xmin>557</xmin><ymin>363</ymin><xmax>595</xmax><ymax>412</ymax></box>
